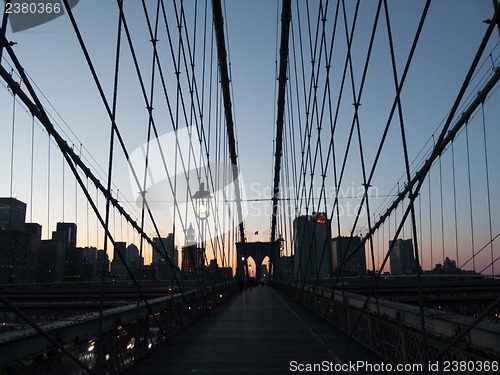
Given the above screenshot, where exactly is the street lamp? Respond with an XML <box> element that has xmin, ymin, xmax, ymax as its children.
<box><xmin>276</xmin><ymin>235</ymin><xmax>285</xmax><ymax>252</ymax></box>
<box><xmin>192</xmin><ymin>182</ymin><xmax>212</xmax><ymax>221</ymax></box>
<box><xmin>272</xmin><ymin>235</ymin><xmax>285</xmax><ymax>279</ymax></box>
<box><xmin>192</xmin><ymin>182</ymin><xmax>212</xmax><ymax>274</ymax></box>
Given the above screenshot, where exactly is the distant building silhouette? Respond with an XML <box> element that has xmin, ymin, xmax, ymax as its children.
<box><xmin>0</xmin><ymin>198</ymin><xmax>26</xmax><ymax>231</ymax></box>
<box><xmin>97</xmin><ymin>249</ymin><xmax>110</xmax><ymax>280</ymax></box>
<box><xmin>185</xmin><ymin>223</ymin><xmax>196</xmax><ymax>245</ymax></box>
<box><xmin>125</xmin><ymin>243</ymin><xmax>143</xmax><ymax>271</ymax></box>
<box><xmin>55</xmin><ymin>222</ymin><xmax>77</xmax><ymax>250</ymax></box>
<box><xmin>332</xmin><ymin>236</ymin><xmax>366</xmax><ymax>276</ymax></box>
<box><xmin>0</xmin><ymin>228</ymin><xmax>39</xmax><ymax>283</ymax></box>
<box><xmin>181</xmin><ymin>244</ymin><xmax>205</xmax><ymax>278</ymax></box>
<box><xmin>80</xmin><ymin>246</ymin><xmax>97</xmax><ymax>281</ymax></box>
<box><xmin>0</xmin><ymin>199</ymin><xmax>40</xmax><ymax>283</ymax></box>
<box><xmin>293</xmin><ymin>213</ymin><xmax>332</xmax><ymax>280</ymax></box>
<box><xmin>24</xmin><ymin>223</ymin><xmax>42</xmax><ymax>282</ymax></box>
<box><xmin>153</xmin><ymin>234</ymin><xmax>178</xmax><ymax>280</ymax></box>
<box><xmin>389</xmin><ymin>239</ymin><xmax>416</xmax><ymax>275</ymax></box>
<box><xmin>429</xmin><ymin>257</ymin><xmax>472</xmax><ymax>275</ymax></box>
<box><xmin>53</xmin><ymin>223</ymin><xmax>79</xmax><ymax>281</ymax></box>
<box><xmin>181</xmin><ymin>222</ymin><xmax>206</xmax><ymax>279</ymax></box>
<box><xmin>38</xmin><ymin>239</ymin><xmax>65</xmax><ymax>282</ymax></box>
<box><xmin>110</xmin><ymin>242</ymin><xmax>127</xmax><ymax>279</ymax></box>
<box><xmin>110</xmin><ymin>242</ymin><xmax>144</xmax><ymax>280</ymax></box>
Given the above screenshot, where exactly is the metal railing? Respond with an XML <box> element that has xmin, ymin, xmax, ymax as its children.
<box><xmin>0</xmin><ymin>282</ymin><xmax>237</xmax><ymax>374</ymax></box>
<box><xmin>273</xmin><ymin>281</ymin><xmax>499</xmax><ymax>375</ymax></box>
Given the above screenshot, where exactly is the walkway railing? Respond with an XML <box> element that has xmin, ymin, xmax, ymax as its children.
<box><xmin>273</xmin><ymin>281</ymin><xmax>499</xmax><ymax>375</ymax></box>
<box><xmin>0</xmin><ymin>282</ymin><xmax>237</xmax><ymax>374</ymax></box>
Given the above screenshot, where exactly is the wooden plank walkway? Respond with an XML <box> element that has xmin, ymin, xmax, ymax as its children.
<box><xmin>128</xmin><ymin>286</ymin><xmax>391</xmax><ymax>374</ymax></box>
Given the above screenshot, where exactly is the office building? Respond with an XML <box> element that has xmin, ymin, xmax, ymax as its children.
<box><xmin>0</xmin><ymin>199</ymin><xmax>40</xmax><ymax>283</ymax></box>
<box><xmin>52</xmin><ymin>223</ymin><xmax>79</xmax><ymax>281</ymax></box>
<box><xmin>96</xmin><ymin>249</ymin><xmax>110</xmax><ymax>280</ymax></box>
<box><xmin>153</xmin><ymin>234</ymin><xmax>179</xmax><ymax>280</ymax></box>
<box><xmin>181</xmin><ymin>244</ymin><xmax>205</xmax><ymax>278</ymax></box>
<box><xmin>332</xmin><ymin>236</ymin><xmax>366</xmax><ymax>276</ymax></box>
<box><xmin>110</xmin><ymin>242</ymin><xmax>144</xmax><ymax>280</ymax></box>
<box><xmin>80</xmin><ymin>246</ymin><xmax>97</xmax><ymax>281</ymax></box>
<box><xmin>293</xmin><ymin>213</ymin><xmax>332</xmax><ymax>280</ymax></box>
<box><xmin>389</xmin><ymin>239</ymin><xmax>416</xmax><ymax>275</ymax></box>
<box><xmin>38</xmin><ymin>239</ymin><xmax>65</xmax><ymax>282</ymax></box>
<box><xmin>0</xmin><ymin>198</ymin><xmax>26</xmax><ymax>231</ymax></box>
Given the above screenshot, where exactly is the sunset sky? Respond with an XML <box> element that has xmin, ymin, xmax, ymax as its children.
<box><xmin>1</xmin><ymin>0</ymin><xmax>499</xmax><ymax>274</ymax></box>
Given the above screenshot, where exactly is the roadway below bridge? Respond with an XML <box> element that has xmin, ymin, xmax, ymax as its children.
<box><xmin>126</xmin><ymin>286</ymin><xmax>397</xmax><ymax>375</ymax></box>
<box><xmin>0</xmin><ymin>281</ymin><xmax>192</xmax><ymax>312</ymax></box>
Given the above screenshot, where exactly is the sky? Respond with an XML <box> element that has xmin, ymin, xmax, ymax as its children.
<box><xmin>0</xmin><ymin>0</ymin><xmax>499</xmax><ymax>274</ymax></box>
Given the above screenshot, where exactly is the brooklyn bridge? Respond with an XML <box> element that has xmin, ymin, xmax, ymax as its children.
<box><xmin>0</xmin><ymin>1</ymin><xmax>499</xmax><ymax>374</ymax></box>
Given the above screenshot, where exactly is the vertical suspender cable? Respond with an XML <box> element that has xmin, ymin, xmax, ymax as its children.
<box><xmin>47</xmin><ymin>137</ymin><xmax>51</xmax><ymax>238</ymax></box>
<box><xmin>451</xmin><ymin>142</ymin><xmax>459</xmax><ymax>268</ymax></box>
<box><xmin>439</xmin><ymin>153</ymin><xmax>445</xmax><ymax>263</ymax></box>
<box><xmin>30</xmin><ymin>116</ymin><xmax>35</xmax><ymax>222</ymax></box>
<box><xmin>465</xmin><ymin>122</ymin><xmax>476</xmax><ymax>271</ymax></box>
<box><xmin>481</xmin><ymin>103</ymin><xmax>494</xmax><ymax>275</ymax></box>
<box><xmin>62</xmin><ymin>154</ymin><xmax>65</xmax><ymax>222</ymax></box>
<box><xmin>96</xmin><ymin>190</ymin><xmax>99</xmax><ymax>249</ymax></box>
<box><xmin>86</xmin><ymin>177</ymin><xmax>90</xmax><ymax>247</ymax></box>
<box><xmin>74</xmin><ymin>145</ymin><xmax>78</xmax><ymax>224</ymax></box>
<box><xmin>428</xmin><ymin>164</ymin><xmax>433</xmax><ymax>269</ymax></box>
<box><xmin>382</xmin><ymin>219</ymin><xmax>385</xmax><ymax>271</ymax></box>
<box><xmin>10</xmin><ymin>88</ymin><xmax>16</xmax><ymax>198</ymax></box>
<box><xmin>418</xmin><ymin>193</ymin><xmax>424</xmax><ymax>269</ymax></box>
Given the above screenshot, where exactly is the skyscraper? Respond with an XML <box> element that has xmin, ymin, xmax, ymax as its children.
<box><xmin>181</xmin><ymin>244</ymin><xmax>204</xmax><ymax>278</ymax></box>
<box><xmin>152</xmin><ymin>233</ymin><xmax>177</xmax><ymax>266</ymax></box>
<box><xmin>55</xmin><ymin>222</ymin><xmax>77</xmax><ymax>251</ymax></box>
<box><xmin>110</xmin><ymin>242</ymin><xmax>127</xmax><ymax>279</ymax></box>
<box><xmin>80</xmin><ymin>247</ymin><xmax>97</xmax><ymax>281</ymax></box>
<box><xmin>0</xmin><ymin>198</ymin><xmax>26</xmax><ymax>231</ymax></box>
<box><xmin>110</xmin><ymin>242</ymin><xmax>144</xmax><ymax>280</ymax></box>
<box><xmin>96</xmin><ymin>249</ymin><xmax>110</xmax><ymax>280</ymax></box>
<box><xmin>125</xmin><ymin>243</ymin><xmax>143</xmax><ymax>271</ymax></box>
<box><xmin>24</xmin><ymin>223</ymin><xmax>42</xmax><ymax>283</ymax></box>
<box><xmin>389</xmin><ymin>239</ymin><xmax>416</xmax><ymax>275</ymax></box>
<box><xmin>153</xmin><ymin>234</ymin><xmax>178</xmax><ymax>280</ymax></box>
<box><xmin>0</xmin><ymin>199</ymin><xmax>41</xmax><ymax>283</ymax></box>
<box><xmin>331</xmin><ymin>236</ymin><xmax>366</xmax><ymax>276</ymax></box>
<box><xmin>53</xmin><ymin>223</ymin><xmax>78</xmax><ymax>281</ymax></box>
<box><xmin>38</xmin><ymin>239</ymin><xmax>65</xmax><ymax>282</ymax></box>
<box><xmin>293</xmin><ymin>213</ymin><xmax>332</xmax><ymax>280</ymax></box>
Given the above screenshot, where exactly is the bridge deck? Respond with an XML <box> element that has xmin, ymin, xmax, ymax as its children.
<box><xmin>129</xmin><ymin>286</ymin><xmax>387</xmax><ymax>374</ymax></box>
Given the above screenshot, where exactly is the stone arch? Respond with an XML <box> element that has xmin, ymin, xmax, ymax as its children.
<box><xmin>235</xmin><ymin>242</ymin><xmax>280</xmax><ymax>280</ymax></box>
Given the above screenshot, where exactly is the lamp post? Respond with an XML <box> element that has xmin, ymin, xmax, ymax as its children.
<box><xmin>192</xmin><ymin>182</ymin><xmax>212</xmax><ymax>221</ymax></box>
<box><xmin>272</xmin><ymin>235</ymin><xmax>285</xmax><ymax>279</ymax></box>
<box><xmin>192</xmin><ymin>182</ymin><xmax>212</xmax><ymax>270</ymax></box>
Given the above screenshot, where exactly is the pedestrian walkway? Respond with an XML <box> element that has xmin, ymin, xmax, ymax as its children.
<box><xmin>129</xmin><ymin>286</ymin><xmax>389</xmax><ymax>374</ymax></box>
